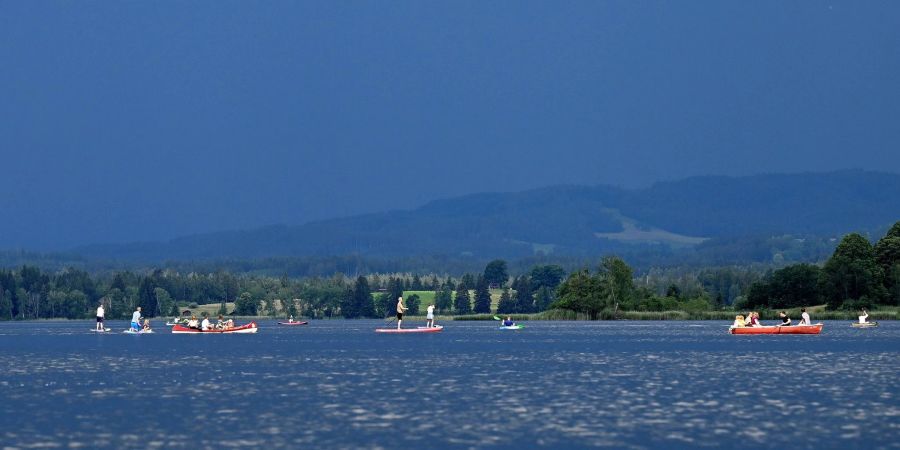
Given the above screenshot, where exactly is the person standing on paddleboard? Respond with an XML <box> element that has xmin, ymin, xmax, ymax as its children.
<box><xmin>426</xmin><ymin>304</ymin><xmax>435</xmax><ymax>328</ymax></box>
<box><xmin>396</xmin><ymin>296</ymin><xmax>408</xmax><ymax>330</ymax></box>
<box><xmin>130</xmin><ymin>307</ymin><xmax>142</xmax><ymax>332</ymax></box>
<box><xmin>96</xmin><ymin>303</ymin><xmax>105</xmax><ymax>331</ymax></box>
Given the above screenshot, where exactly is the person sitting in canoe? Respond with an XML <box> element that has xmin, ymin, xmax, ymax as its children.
<box><xmin>743</xmin><ymin>312</ymin><xmax>760</xmax><ymax>327</ymax></box>
<box><xmin>503</xmin><ymin>316</ymin><xmax>516</xmax><ymax>327</ymax></box>
<box><xmin>732</xmin><ymin>315</ymin><xmax>745</xmax><ymax>328</ymax></box>
<box><xmin>225</xmin><ymin>318</ymin><xmax>235</xmax><ymax>329</ymax></box>
<box><xmin>186</xmin><ymin>316</ymin><xmax>200</xmax><ymax>329</ymax></box>
<box><xmin>777</xmin><ymin>311</ymin><xmax>792</xmax><ymax>327</ymax></box>
<box><xmin>214</xmin><ymin>315</ymin><xmax>226</xmax><ymax>330</ymax></box>
<box><xmin>288</xmin><ymin>315</ymin><xmax>295</xmax><ymax>323</ymax></box>
<box><xmin>798</xmin><ymin>308</ymin><xmax>812</xmax><ymax>325</ymax></box>
<box><xmin>201</xmin><ymin>315</ymin><xmax>211</xmax><ymax>331</ymax></box>
<box><xmin>859</xmin><ymin>309</ymin><xmax>869</xmax><ymax>324</ymax></box>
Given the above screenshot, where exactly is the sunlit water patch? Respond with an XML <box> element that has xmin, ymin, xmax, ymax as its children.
<box><xmin>0</xmin><ymin>320</ymin><xmax>897</xmax><ymax>449</ymax></box>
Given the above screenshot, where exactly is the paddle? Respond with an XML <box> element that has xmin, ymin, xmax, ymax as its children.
<box><xmin>492</xmin><ymin>315</ymin><xmax>501</xmax><ymax>321</ymax></box>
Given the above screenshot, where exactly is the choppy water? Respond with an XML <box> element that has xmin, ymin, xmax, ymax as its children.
<box><xmin>0</xmin><ymin>320</ymin><xmax>897</xmax><ymax>449</ymax></box>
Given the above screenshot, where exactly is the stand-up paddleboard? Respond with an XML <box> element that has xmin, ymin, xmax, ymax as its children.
<box><xmin>90</xmin><ymin>328</ymin><xmax>111</xmax><ymax>333</ymax></box>
<box><xmin>499</xmin><ymin>325</ymin><xmax>524</xmax><ymax>330</ymax></box>
<box><xmin>123</xmin><ymin>329</ymin><xmax>154</xmax><ymax>334</ymax></box>
<box><xmin>375</xmin><ymin>325</ymin><xmax>443</xmax><ymax>334</ymax></box>
<box><xmin>851</xmin><ymin>322</ymin><xmax>878</xmax><ymax>328</ymax></box>
<box><xmin>277</xmin><ymin>321</ymin><xmax>309</xmax><ymax>326</ymax></box>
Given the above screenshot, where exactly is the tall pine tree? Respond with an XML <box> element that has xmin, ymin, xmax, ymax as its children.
<box><xmin>473</xmin><ymin>275</ymin><xmax>492</xmax><ymax>313</ymax></box>
<box><xmin>497</xmin><ymin>289</ymin><xmax>515</xmax><ymax>314</ymax></box>
<box><xmin>454</xmin><ymin>285</ymin><xmax>471</xmax><ymax>315</ymax></box>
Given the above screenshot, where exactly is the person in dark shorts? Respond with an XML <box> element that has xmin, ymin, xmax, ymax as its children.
<box><xmin>95</xmin><ymin>303</ymin><xmax>105</xmax><ymax>331</ymax></box>
<box><xmin>396</xmin><ymin>296</ymin><xmax>408</xmax><ymax>330</ymax></box>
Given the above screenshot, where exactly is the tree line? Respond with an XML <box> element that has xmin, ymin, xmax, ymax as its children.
<box><xmin>0</xmin><ymin>259</ymin><xmax>565</xmax><ymax>320</ymax></box>
<box><xmin>741</xmin><ymin>222</ymin><xmax>900</xmax><ymax>311</ymax></box>
<box><xmin>0</xmin><ymin>222</ymin><xmax>897</xmax><ymax>320</ymax></box>
<box><xmin>550</xmin><ymin>222</ymin><xmax>900</xmax><ymax>318</ymax></box>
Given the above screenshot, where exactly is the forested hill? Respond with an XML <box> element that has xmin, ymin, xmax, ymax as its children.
<box><xmin>74</xmin><ymin>170</ymin><xmax>900</xmax><ymax>263</ymax></box>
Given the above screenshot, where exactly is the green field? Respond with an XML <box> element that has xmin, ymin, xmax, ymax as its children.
<box><xmin>401</xmin><ymin>289</ymin><xmax>506</xmax><ymax>315</ymax></box>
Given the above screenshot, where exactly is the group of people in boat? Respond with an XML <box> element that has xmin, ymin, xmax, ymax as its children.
<box><xmin>185</xmin><ymin>314</ymin><xmax>236</xmax><ymax>331</ymax></box>
<box><xmin>732</xmin><ymin>308</ymin><xmax>813</xmax><ymax>328</ymax></box>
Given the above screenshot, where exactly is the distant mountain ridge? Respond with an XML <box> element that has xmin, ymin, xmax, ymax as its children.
<box><xmin>75</xmin><ymin>170</ymin><xmax>900</xmax><ymax>262</ymax></box>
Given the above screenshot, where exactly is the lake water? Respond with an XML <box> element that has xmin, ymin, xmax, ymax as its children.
<box><xmin>0</xmin><ymin>320</ymin><xmax>897</xmax><ymax>449</ymax></box>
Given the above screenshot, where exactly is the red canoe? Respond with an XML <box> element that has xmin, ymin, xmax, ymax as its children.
<box><xmin>730</xmin><ymin>324</ymin><xmax>823</xmax><ymax>335</ymax></box>
<box><xmin>172</xmin><ymin>322</ymin><xmax>258</xmax><ymax>334</ymax></box>
<box><xmin>277</xmin><ymin>321</ymin><xmax>309</xmax><ymax>326</ymax></box>
<box><xmin>375</xmin><ymin>325</ymin><xmax>443</xmax><ymax>334</ymax></box>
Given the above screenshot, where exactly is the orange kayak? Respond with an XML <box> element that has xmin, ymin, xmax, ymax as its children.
<box><xmin>730</xmin><ymin>324</ymin><xmax>823</xmax><ymax>335</ymax></box>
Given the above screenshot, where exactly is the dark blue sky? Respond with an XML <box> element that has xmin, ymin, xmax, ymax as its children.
<box><xmin>1</xmin><ymin>1</ymin><xmax>898</xmax><ymax>250</ymax></box>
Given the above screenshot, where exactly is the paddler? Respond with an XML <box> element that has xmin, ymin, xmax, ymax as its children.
<box><xmin>130</xmin><ymin>307</ymin><xmax>142</xmax><ymax>332</ymax></box>
<box><xmin>95</xmin><ymin>302</ymin><xmax>106</xmax><ymax>331</ymax></box>
<box><xmin>776</xmin><ymin>311</ymin><xmax>791</xmax><ymax>327</ymax></box>
<box><xmin>859</xmin><ymin>308</ymin><xmax>869</xmax><ymax>324</ymax></box>
<box><xmin>200</xmin><ymin>314</ymin><xmax>211</xmax><ymax>331</ymax></box>
<box><xmin>396</xmin><ymin>296</ymin><xmax>408</xmax><ymax>330</ymax></box>
<box><xmin>502</xmin><ymin>316</ymin><xmax>515</xmax><ymax>327</ymax></box>
<box><xmin>425</xmin><ymin>304</ymin><xmax>435</xmax><ymax>328</ymax></box>
<box><xmin>798</xmin><ymin>308</ymin><xmax>811</xmax><ymax>325</ymax></box>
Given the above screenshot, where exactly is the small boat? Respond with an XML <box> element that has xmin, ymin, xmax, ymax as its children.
<box><xmin>171</xmin><ymin>322</ymin><xmax>258</xmax><ymax>334</ymax></box>
<box><xmin>277</xmin><ymin>321</ymin><xmax>309</xmax><ymax>326</ymax></box>
<box><xmin>123</xmin><ymin>329</ymin><xmax>154</xmax><ymax>334</ymax></box>
<box><xmin>499</xmin><ymin>325</ymin><xmax>524</xmax><ymax>330</ymax></box>
<box><xmin>851</xmin><ymin>322</ymin><xmax>878</xmax><ymax>328</ymax></box>
<box><xmin>375</xmin><ymin>325</ymin><xmax>444</xmax><ymax>334</ymax></box>
<box><xmin>730</xmin><ymin>324</ymin><xmax>823</xmax><ymax>335</ymax></box>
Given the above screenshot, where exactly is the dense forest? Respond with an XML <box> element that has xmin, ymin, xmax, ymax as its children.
<box><xmin>551</xmin><ymin>223</ymin><xmax>900</xmax><ymax>318</ymax></box>
<box><xmin>0</xmin><ymin>223</ymin><xmax>897</xmax><ymax>321</ymax></box>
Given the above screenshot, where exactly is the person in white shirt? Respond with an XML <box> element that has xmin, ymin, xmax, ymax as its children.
<box><xmin>859</xmin><ymin>309</ymin><xmax>869</xmax><ymax>324</ymax></box>
<box><xmin>426</xmin><ymin>304</ymin><xmax>435</xmax><ymax>328</ymax></box>
<box><xmin>130</xmin><ymin>307</ymin><xmax>142</xmax><ymax>331</ymax></box>
<box><xmin>798</xmin><ymin>308</ymin><xmax>812</xmax><ymax>325</ymax></box>
<box><xmin>201</xmin><ymin>315</ymin><xmax>211</xmax><ymax>331</ymax></box>
<box><xmin>96</xmin><ymin>303</ymin><xmax>106</xmax><ymax>331</ymax></box>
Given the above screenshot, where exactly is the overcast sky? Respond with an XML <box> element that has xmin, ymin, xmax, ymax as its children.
<box><xmin>1</xmin><ymin>1</ymin><xmax>898</xmax><ymax>250</ymax></box>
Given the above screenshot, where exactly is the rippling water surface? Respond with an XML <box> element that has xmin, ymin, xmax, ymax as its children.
<box><xmin>0</xmin><ymin>320</ymin><xmax>897</xmax><ymax>449</ymax></box>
